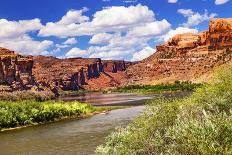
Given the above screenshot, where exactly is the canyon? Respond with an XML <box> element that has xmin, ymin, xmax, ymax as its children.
<box><xmin>0</xmin><ymin>18</ymin><xmax>232</xmax><ymax>93</ymax></box>
<box><xmin>0</xmin><ymin>48</ymin><xmax>132</xmax><ymax>93</ymax></box>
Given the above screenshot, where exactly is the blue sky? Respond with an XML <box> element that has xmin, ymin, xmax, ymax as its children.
<box><xmin>0</xmin><ymin>0</ymin><xmax>231</xmax><ymax>61</ymax></box>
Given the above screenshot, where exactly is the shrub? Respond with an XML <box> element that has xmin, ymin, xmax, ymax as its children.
<box><xmin>96</xmin><ymin>65</ymin><xmax>232</xmax><ymax>155</ymax></box>
<box><xmin>113</xmin><ymin>82</ymin><xmax>202</xmax><ymax>94</ymax></box>
<box><xmin>0</xmin><ymin>100</ymin><xmax>95</xmax><ymax>130</ymax></box>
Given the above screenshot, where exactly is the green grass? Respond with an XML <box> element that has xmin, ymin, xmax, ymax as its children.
<box><xmin>96</xmin><ymin>65</ymin><xmax>232</xmax><ymax>155</ymax></box>
<box><xmin>0</xmin><ymin>100</ymin><xmax>96</xmax><ymax>131</ymax></box>
<box><xmin>110</xmin><ymin>81</ymin><xmax>202</xmax><ymax>94</ymax></box>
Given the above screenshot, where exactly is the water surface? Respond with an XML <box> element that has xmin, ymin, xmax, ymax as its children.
<box><xmin>0</xmin><ymin>105</ymin><xmax>145</xmax><ymax>155</ymax></box>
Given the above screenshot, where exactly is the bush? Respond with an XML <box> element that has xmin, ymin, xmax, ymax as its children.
<box><xmin>0</xmin><ymin>100</ymin><xmax>95</xmax><ymax>130</ymax></box>
<box><xmin>113</xmin><ymin>81</ymin><xmax>202</xmax><ymax>94</ymax></box>
<box><xmin>96</xmin><ymin>65</ymin><xmax>232</xmax><ymax>155</ymax></box>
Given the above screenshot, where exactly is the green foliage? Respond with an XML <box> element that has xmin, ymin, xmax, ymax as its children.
<box><xmin>113</xmin><ymin>81</ymin><xmax>202</xmax><ymax>94</ymax></box>
<box><xmin>96</xmin><ymin>65</ymin><xmax>232</xmax><ymax>155</ymax></box>
<box><xmin>0</xmin><ymin>91</ymin><xmax>56</xmax><ymax>102</ymax></box>
<box><xmin>0</xmin><ymin>100</ymin><xmax>95</xmax><ymax>130</ymax></box>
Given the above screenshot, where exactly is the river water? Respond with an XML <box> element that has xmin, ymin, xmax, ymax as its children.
<box><xmin>0</xmin><ymin>93</ymin><xmax>152</xmax><ymax>155</ymax></box>
<box><xmin>0</xmin><ymin>92</ymin><xmax>189</xmax><ymax>155</ymax></box>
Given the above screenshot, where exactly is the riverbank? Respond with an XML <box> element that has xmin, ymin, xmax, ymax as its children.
<box><xmin>0</xmin><ymin>100</ymin><xmax>115</xmax><ymax>131</ymax></box>
<box><xmin>96</xmin><ymin>66</ymin><xmax>232</xmax><ymax>155</ymax></box>
<box><xmin>108</xmin><ymin>81</ymin><xmax>202</xmax><ymax>94</ymax></box>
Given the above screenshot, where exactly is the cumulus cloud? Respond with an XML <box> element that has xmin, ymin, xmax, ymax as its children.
<box><xmin>215</xmin><ymin>0</ymin><xmax>230</xmax><ymax>5</ymax></box>
<box><xmin>168</xmin><ymin>0</ymin><xmax>178</xmax><ymax>3</ymax></box>
<box><xmin>0</xmin><ymin>35</ymin><xmax>53</xmax><ymax>55</ymax></box>
<box><xmin>178</xmin><ymin>9</ymin><xmax>217</xmax><ymax>27</ymax></box>
<box><xmin>40</xmin><ymin>4</ymin><xmax>171</xmax><ymax>60</ymax></box>
<box><xmin>39</xmin><ymin>4</ymin><xmax>155</xmax><ymax>37</ymax></box>
<box><xmin>131</xmin><ymin>46</ymin><xmax>155</xmax><ymax>61</ymax></box>
<box><xmin>89</xmin><ymin>33</ymin><xmax>114</xmax><ymax>45</ymax></box>
<box><xmin>0</xmin><ymin>18</ymin><xmax>42</xmax><ymax>39</ymax></box>
<box><xmin>163</xmin><ymin>27</ymin><xmax>198</xmax><ymax>41</ymax></box>
<box><xmin>87</xmin><ymin>33</ymin><xmax>151</xmax><ymax>60</ymax></box>
<box><xmin>63</xmin><ymin>38</ymin><xmax>77</xmax><ymax>45</ymax></box>
<box><xmin>65</xmin><ymin>47</ymin><xmax>87</xmax><ymax>58</ymax></box>
<box><xmin>127</xmin><ymin>19</ymin><xmax>171</xmax><ymax>37</ymax></box>
<box><xmin>0</xmin><ymin>18</ymin><xmax>53</xmax><ymax>55</ymax></box>
<box><xmin>57</xmin><ymin>8</ymin><xmax>89</xmax><ymax>25</ymax></box>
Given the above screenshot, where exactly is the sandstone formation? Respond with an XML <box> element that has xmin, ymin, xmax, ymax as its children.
<box><xmin>125</xmin><ymin>18</ymin><xmax>232</xmax><ymax>84</ymax></box>
<box><xmin>32</xmin><ymin>56</ymin><xmax>132</xmax><ymax>91</ymax></box>
<box><xmin>0</xmin><ymin>48</ymin><xmax>36</xmax><ymax>92</ymax></box>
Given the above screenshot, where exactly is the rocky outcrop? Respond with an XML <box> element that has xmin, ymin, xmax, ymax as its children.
<box><xmin>0</xmin><ymin>48</ymin><xmax>36</xmax><ymax>91</ymax></box>
<box><xmin>32</xmin><ymin>56</ymin><xmax>132</xmax><ymax>91</ymax></box>
<box><xmin>0</xmin><ymin>47</ymin><xmax>133</xmax><ymax>92</ymax></box>
<box><xmin>126</xmin><ymin>18</ymin><xmax>232</xmax><ymax>84</ymax></box>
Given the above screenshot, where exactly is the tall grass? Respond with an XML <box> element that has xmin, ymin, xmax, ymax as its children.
<box><xmin>0</xmin><ymin>100</ymin><xmax>95</xmax><ymax>130</ymax></box>
<box><xmin>96</xmin><ymin>65</ymin><xmax>232</xmax><ymax>155</ymax></box>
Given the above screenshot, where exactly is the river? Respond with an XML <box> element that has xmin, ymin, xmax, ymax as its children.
<box><xmin>0</xmin><ymin>92</ymin><xmax>189</xmax><ymax>155</ymax></box>
<box><xmin>0</xmin><ymin>93</ymin><xmax>152</xmax><ymax>155</ymax></box>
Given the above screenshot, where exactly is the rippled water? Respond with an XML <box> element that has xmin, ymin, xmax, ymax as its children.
<box><xmin>0</xmin><ymin>106</ymin><xmax>145</xmax><ymax>155</ymax></box>
<box><xmin>60</xmin><ymin>92</ymin><xmax>156</xmax><ymax>106</ymax></box>
<box><xmin>0</xmin><ymin>92</ymin><xmax>189</xmax><ymax>155</ymax></box>
<box><xmin>0</xmin><ymin>93</ymin><xmax>150</xmax><ymax>155</ymax></box>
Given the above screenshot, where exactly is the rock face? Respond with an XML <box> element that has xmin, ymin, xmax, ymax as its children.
<box><xmin>0</xmin><ymin>48</ymin><xmax>36</xmax><ymax>91</ymax></box>
<box><xmin>126</xmin><ymin>18</ymin><xmax>232</xmax><ymax>84</ymax></box>
<box><xmin>32</xmin><ymin>56</ymin><xmax>132</xmax><ymax>91</ymax></box>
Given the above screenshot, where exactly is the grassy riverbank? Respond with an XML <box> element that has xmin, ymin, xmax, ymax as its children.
<box><xmin>0</xmin><ymin>100</ymin><xmax>101</xmax><ymax>131</ymax></box>
<box><xmin>111</xmin><ymin>81</ymin><xmax>202</xmax><ymax>94</ymax></box>
<box><xmin>96</xmin><ymin>66</ymin><xmax>232</xmax><ymax>155</ymax></box>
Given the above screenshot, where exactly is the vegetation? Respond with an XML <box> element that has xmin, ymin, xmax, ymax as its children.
<box><xmin>0</xmin><ymin>91</ymin><xmax>56</xmax><ymax>102</ymax></box>
<box><xmin>111</xmin><ymin>81</ymin><xmax>202</xmax><ymax>93</ymax></box>
<box><xmin>96</xmin><ymin>65</ymin><xmax>232</xmax><ymax>155</ymax></box>
<box><xmin>0</xmin><ymin>100</ymin><xmax>96</xmax><ymax>130</ymax></box>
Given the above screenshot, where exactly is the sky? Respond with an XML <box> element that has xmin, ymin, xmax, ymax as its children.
<box><xmin>0</xmin><ymin>0</ymin><xmax>231</xmax><ymax>61</ymax></box>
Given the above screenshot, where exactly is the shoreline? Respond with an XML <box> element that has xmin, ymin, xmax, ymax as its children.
<box><xmin>0</xmin><ymin>109</ymin><xmax>110</xmax><ymax>132</ymax></box>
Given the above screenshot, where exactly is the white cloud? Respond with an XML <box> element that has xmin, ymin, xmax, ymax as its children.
<box><xmin>0</xmin><ymin>18</ymin><xmax>53</xmax><ymax>55</ymax></box>
<box><xmin>0</xmin><ymin>35</ymin><xmax>53</xmax><ymax>55</ymax></box>
<box><xmin>91</xmin><ymin>4</ymin><xmax>154</xmax><ymax>27</ymax></box>
<box><xmin>86</xmin><ymin>33</ymin><xmax>150</xmax><ymax>60</ymax></box>
<box><xmin>127</xmin><ymin>19</ymin><xmax>171</xmax><ymax>37</ymax></box>
<box><xmin>168</xmin><ymin>0</ymin><xmax>178</xmax><ymax>3</ymax></box>
<box><xmin>163</xmin><ymin>27</ymin><xmax>198</xmax><ymax>41</ymax></box>
<box><xmin>177</xmin><ymin>9</ymin><xmax>194</xmax><ymax>17</ymax></box>
<box><xmin>89</xmin><ymin>33</ymin><xmax>114</xmax><ymax>44</ymax></box>
<box><xmin>178</xmin><ymin>9</ymin><xmax>217</xmax><ymax>27</ymax></box>
<box><xmin>65</xmin><ymin>47</ymin><xmax>87</xmax><ymax>58</ymax></box>
<box><xmin>0</xmin><ymin>18</ymin><xmax>42</xmax><ymax>39</ymax></box>
<box><xmin>131</xmin><ymin>46</ymin><xmax>155</xmax><ymax>61</ymax></box>
<box><xmin>215</xmin><ymin>0</ymin><xmax>230</xmax><ymax>5</ymax></box>
<box><xmin>55</xmin><ymin>44</ymin><xmax>70</xmax><ymax>48</ymax></box>
<box><xmin>39</xmin><ymin>4</ymin><xmax>155</xmax><ymax>37</ymax></box>
<box><xmin>63</xmin><ymin>38</ymin><xmax>77</xmax><ymax>45</ymax></box>
<box><xmin>57</xmin><ymin>8</ymin><xmax>89</xmax><ymax>25</ymax></box>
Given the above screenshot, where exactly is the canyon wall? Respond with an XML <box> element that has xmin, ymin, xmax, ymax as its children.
<box><xmin>32</xmin><ymin>56</ymin><xmax>132</xmax><ymax>91</ymax></box>
<box><xmin>125</xmin><ymin>18</ymin><xmax>232</xmax><ymax>84</ymax></box>
<box><xmin>0</xmin><ymin>48</ymin><xmax>36</xmax><ymax>92</ymax></box>
<box><xmin>0</xmin><ymin>48</ymin><xmax>132</xmax><ymax>92</ymax></box>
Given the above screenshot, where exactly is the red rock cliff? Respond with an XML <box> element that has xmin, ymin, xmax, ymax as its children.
<box><xmin>32</xmin><ymin>56</ymin><xmax>133</xmax><ymax>91</ymax></box>
<box><xmin>125</xmin><ymin>18</ymin><xmax>232</xmax><ymax>84</ymax></box>
<box><xmin>0</xmin><ymin>48</ymin><xmax>36</xmax><ymax>91</ymax></box>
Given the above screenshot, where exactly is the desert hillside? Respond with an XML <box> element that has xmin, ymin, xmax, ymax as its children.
<box><xmin>125</xmin><ymin>18</ymin><xmax>232</xmax><ymax>85</ymax></box>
